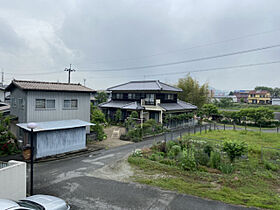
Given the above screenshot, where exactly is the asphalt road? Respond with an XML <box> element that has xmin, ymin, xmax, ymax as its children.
<box><xmin>31</xmin><ymin>131</ymin><xmax>256</xmax><ymax>210</ymax></box>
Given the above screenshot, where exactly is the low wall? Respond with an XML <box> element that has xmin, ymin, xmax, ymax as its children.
<box><xmin>0</xmin><ymin>160</ymin><xmax>26</xmax><ymax>200</ymax></box>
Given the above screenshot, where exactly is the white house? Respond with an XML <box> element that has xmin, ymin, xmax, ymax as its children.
<box><xmin>6</xmin><ymin>79</ymin><xmax>95</xmax><ymax>137</ymax></box>
<box><xmin>272</xmin><ymin>98</ymin><xmax>280</xmax><ymax>105</ymax></box>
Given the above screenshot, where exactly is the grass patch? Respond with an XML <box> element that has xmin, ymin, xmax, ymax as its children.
<box><xmin>128</xmin><ymin>130</ymin><xmax>280</xmax><ymax>209</ymax></box>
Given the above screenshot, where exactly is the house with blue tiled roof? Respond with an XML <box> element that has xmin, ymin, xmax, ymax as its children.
<box><xmin>99</xmin><ymin>80</ymin><xmax>197</xmax><ymax>123</ymax></box>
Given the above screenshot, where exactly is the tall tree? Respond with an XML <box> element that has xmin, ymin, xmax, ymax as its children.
<box><xmin>95</xmin><ymin>91</ymin><xmax>108</xmax><ymax>104</ymax></box>
<box><xmin>177</xmin><ymin>75</ymin><xmax>209</xmax><ymax>108</ymax></box>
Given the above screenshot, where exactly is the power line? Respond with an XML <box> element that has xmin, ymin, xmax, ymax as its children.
<box><xmin>79</xmin><ymin>43</ymin><xmax>280</xmax><ymax>72</ymax></box>
<box><xmin>77</xmin><ymin>28</ymin><xmax>280</xmax><ymax>65</ymax></box>
<box><xmin>86</xmin><ymin>60</ymin><xmax>280</xmax><ymax>79</ymax></box>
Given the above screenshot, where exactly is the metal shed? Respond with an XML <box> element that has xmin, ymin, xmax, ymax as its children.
<box><xmin>17</xmin><ymin>120</ymin><xmax>93</xmax><ymax>159</ymax></box>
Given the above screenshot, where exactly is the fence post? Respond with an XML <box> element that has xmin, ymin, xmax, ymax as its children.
<box><xmin>164</xmin><ymin>132</ymin><xmax>167</xmax><ymax>144</ymax></box>
<box><xmin>214</xmin><ymin>123</ymin><xmax>216</xmax><ymax>130</ymax></box>
<box><xmin>205</xmin><ymin>125</ymin><xmax>207</xmax><ymax>133</ymax></box>
<box><xmin>194</xmin><ymin>125</ymin><xmax>196</xmax><ymax>134</ymax></box>
<box><xmin>261</xmin><ymin>146</ymin><xmax>263</xmax><ymax>162</ymax></box>
<box><xmin>224</xmin><ymin>123</ymin><xmax>225</xmax><ymax>131</ymax></box>
<box><xmin>180</xmin><ymin>132</ymin><xmax>182</xmax><ymax>140</ymax></box>
<box><xmin>188</xmin><ymin>126</ymin><xmax>190</xmax><ymax>135</ymax></box>
<box><xmin>171</xmin><ymin>131</ymin><xmax>173</xmax><ymax>141</ymax></box>
<box><xmin>277</xmin><ymin>126</ymin><xmax>279</xmax><ymax>133</ymax></box>
<box><xmin>260</xmin><ymin>124</ymin><xmax>261</xmax><ymax>133</ymax></box>
<box><xmin>245</xmin><ymin>123</ymin><xmax>247</xmax><ymax>131</ymax></box>
<box><xmin>210</xmin><ymin>124</ymin><xmax>212</xmax><ymax>131</ymax></box>
<box><xmin>200</xmin><ymin>125</ymin><xmax>202</xmax><ymax>134</ymax></box>
<box><xmin>233</xmin><ymin>123</ymin><xmax>235</xmax><ymax>130</ymax></box>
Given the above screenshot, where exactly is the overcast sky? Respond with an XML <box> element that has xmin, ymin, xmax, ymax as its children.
<box><xmin>1</xmin><ymin>0</ymin><xmax>280</xmax><ymax>90</ymax></box>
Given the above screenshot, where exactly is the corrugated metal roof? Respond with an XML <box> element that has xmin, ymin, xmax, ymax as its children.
<box><xmin>6</xmin><ymin>80</ymin><xmax>95</xmax><ymax>93</ymax></box>
<box><xmin>159</xmin><ymin>100</ymin><xmax>197</xmax><ymax>111</ymax></box>
<box><xmin>17</xmin><ymin>120</ymin><xmax>94</xmax><ymax>132</ymax></box>
<box><xmin>107</xmin><ymin>80</ymin><xmax>182</xmax><ymax>92</ymax></box>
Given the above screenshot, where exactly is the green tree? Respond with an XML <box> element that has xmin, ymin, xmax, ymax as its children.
<box><xmin>218</xmin><ymin>98</ymin><xmax>233</xmax><ymax>108</ymax></box>
<box><xmin>255</xmin><ymin>86</ymin><xmax>273</xmax><ymax>94</ymax></box>
<box><xmin>177</xmin><ymin>75</ymin><xmax>209</xmax><ymax>108</ymax></box>
<box><xmin>95</xmin><ymin>91</ymin><xmax>108</xmax><ymax>104</ymax></box>
<box><xmin>115</xmin><ymin>109</ymin><xmax>122</xmax><ymax>123</ymax></box>
<box><xmin>0</xmin><ymin>114</ymin><xmax>19</xmax><ymax>156</ymax></box>
<box><xmin>90</xmin><ymin>106</ymin><xmax>106</xmax><ymax>141</ymax></box>
<box><xmin>201</xmin><ymin>104</ymin><xmax>218</xmax><ymax>119</ymax></box>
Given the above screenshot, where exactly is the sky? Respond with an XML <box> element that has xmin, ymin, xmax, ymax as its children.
<box><xmin>1</xmin><ymin>0</ymin><xmax>280</xmax><ymax>91</ymax></box>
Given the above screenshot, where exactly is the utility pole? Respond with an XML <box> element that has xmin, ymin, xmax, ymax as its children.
<box><xmin>1</xmin><ymin>72</ymin><xmax>4</xmax><ymax>87</ymax></box>
<box><xmin>64</xmin><ymin>64</ymin><xmax>76</xmax><ymax>84</ymax></box>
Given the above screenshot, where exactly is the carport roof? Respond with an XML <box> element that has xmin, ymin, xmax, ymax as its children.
<box><xmin>17</xmin><ymin>120</ymin><xmax>94</xmax><ymax>132</ymax></box>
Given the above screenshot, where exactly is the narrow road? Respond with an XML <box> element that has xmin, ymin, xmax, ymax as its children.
<box><xmin>32</xmin><ymin>131</ymin><xmax>256</xmax><ymax>210</ymax></box>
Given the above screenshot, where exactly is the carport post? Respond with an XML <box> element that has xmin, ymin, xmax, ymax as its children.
<box><xmin>27</xmin><ymin>122</ymin><xmax>37</xmax><ymax>196</ymax></box>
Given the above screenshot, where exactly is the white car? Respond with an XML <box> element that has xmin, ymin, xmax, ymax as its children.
<box><xmin>0</xmin><ymin>195</ymin><xmax>70</xmax><ymax>210</ymax></box>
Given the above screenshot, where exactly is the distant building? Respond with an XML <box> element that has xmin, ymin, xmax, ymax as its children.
<box><xmin>99</xmin><ymin>80</ymin><xmax>197</xmax><ymax>124</ymax></box>
<box><xmin>272</xmin><ymin>98</ymin><xmax>280</xmax><ymax>105</ymax></box>
<box><xmin>213</xmin><ymin>95</ymin><xmax>237</xmax><ymax>103</ymax></box>
<box><xmin>5</xmin><ymin>79</ymin><xmax>95</xmax><ymax>137</ymax></box>
<box><xmin>248</xmin><ymin>90</ymin><xmax>271</xmax><ymax>104</ymax></box>
<box><xmin>233</xmin><ymin>90</ymin><xmax>250</xmax><ymax>103</ymax></box>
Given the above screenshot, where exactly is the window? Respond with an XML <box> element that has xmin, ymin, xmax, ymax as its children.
<box><xmin>128</xmin><ymin>93</ymin><xmax>136</xmax><ymax>99</ymax></box>
<box><xmin>116</xmin><ymin>93</ymin><xmax>123</xmax><ymax>99</ymax></box>
<box><xmin>11</xmin><ymin>97</ymin><xmax>17</xmax><ymax>108</ymax></box>
<box><xmin>145</xmin><ymin>94</ymin><xmax>155</xmax><ymax>105</ymax></box>
<box><xmin>64</xmin><ymin>99</ymin><xmax>78</xmax><ymax>109</ymax></box>
<box><xmin>165</xmin><ymin>94</ymin><xmax>174</xmax><ymax>100</ymax></box>
<box><xmin>18</xmin><ymin>98</ymin><xmax>24</xmax><ymax>110</ymax></box>
<box><xmin>35</xmin><ymin>99</ymin><xmax>55</xmax><ymax>109</ymax></box>
<box><xmin>36</xmin><ymin>99</ymin><xmax>45</xmax><ymax>109</ymax></box>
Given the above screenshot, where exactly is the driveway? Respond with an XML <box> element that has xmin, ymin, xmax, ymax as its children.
<box><xmin>32</xmin><ymin>131</ymin><xmax>255</xmax><ymax>210</ymax></box>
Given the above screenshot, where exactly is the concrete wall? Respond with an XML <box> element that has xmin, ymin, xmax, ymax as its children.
<box><xmin>35</xmin><ymin>127</ymin><xmax>86</xmax><ymax>159</ymax></box>
<box><xmin>0</xmin><ymin>160</ymin><xmax>26</xmax><ymax>200</ymax></box>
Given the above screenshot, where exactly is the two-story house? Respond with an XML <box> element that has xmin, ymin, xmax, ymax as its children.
<box><xmin>6</xmin><ymin>79</ymin><xmax>95</xmax><ymax>136</ymax></box>
<box><xmin>99</xmin><ymin>80</ymin><xmax>197</xmax><ymax>123</ymax></box>
<box><xmin>248</xmin><ymin>90</ymin><xmax>271</xmax><ymax>104</ymax></box>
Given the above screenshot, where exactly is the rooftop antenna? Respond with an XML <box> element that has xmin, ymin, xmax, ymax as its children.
<box><xmin>64</xmin><ymin>64</ymin><xmax>76</xmax><ymax>84</ymax></box>
<box><xmin>83</xmin><ymin>78</ymin><xmax>86</xmax><ymax>86</ymax></box>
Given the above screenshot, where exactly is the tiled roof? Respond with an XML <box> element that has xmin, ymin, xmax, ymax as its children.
<box><xmin>6</xmin><ymin>80</ymin><xmax>95</xmax><ymax>93</ymax></box>
<box><xmin>107</xmin><ymin>80</ymin><xmax>182</xmax><ymax>92</ymax></box>
<box><xmin>249</xmin><ymin>90</ymin><xmax>269</xmax><ymax>94</ymax></box>
<box><xmin>159</xmin><ymin>100</ymin><xmax>197</xmax><ymax>111</ymax></box>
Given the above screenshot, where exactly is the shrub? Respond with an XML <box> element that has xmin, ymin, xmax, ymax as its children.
<box><xmin>219</xmin><ymin>163</ymin><xmax>235</xmax><ymax>174</ymax></box>
<box><xmin>195</xmin><ymin>149</ymin><xmax>210</xmax><ymax>166</ymax></box>
<box><xmin>263</xmin><ymin>160</ymin><xmax>279</xmax><ymax>171</ymax></box>
<box><xmin>166</xmin><ymin>141</ymin><xmax>177</xmax><ymax>152</ymax></box>
<box><xmin>149</xmin><ymin>152</ymin><xmax>164</xmax><ymax>161</ymax></box>
<box><xmin>91</xmin><ymin>124</ymin><xmax>106</xmax><ymax>141</ymax></box>
<box><xmin>210</xmin><ymin>151</ymin><xmax>221</xmax><ymax>169</ymax></box>
<box><xmin>203</xmin><ymin>144</ymin><xmax>213</xmax><ymax>157</ymax></box>
<box><xmin>180</xmin><ymin>148</ymin><xmax>197</xmax><ymax>171</ymax></box>
<box><xmin>167</xmin><ymin>145</ymin><xmax>181</xmax><ymax>159</ymax></box>
<box><xmin>159</xmin><ymin>159</ymin><xmax>177</xmax><ymax>166</ymax></box>
<box><xmin>132</xmin><ymin>149</ymin><xmax>143</xmax><ymax>157</ymax></box>
<box><xmin>222</xmin><ymin>141</ymin><xmax>247</xmax><ymax>162</ymax></box>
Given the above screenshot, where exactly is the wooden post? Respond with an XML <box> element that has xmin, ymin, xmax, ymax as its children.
<box><xmin>205</xmin><ymin>125</ymin><xmax>207</xmax><ymax>133</ymax></box>
<box><xmin>171</xmin><ymin>131</ymin><xmax>173</xmax><ymax>141</ymax></box>
<box><xmin>277</xmin><ymin>126</ymin><xmax>279</xmax><ymax>133</ymax></box>
<box><xmin>214</xmin><ymin>123</ymin><xmax>216</xmax><ymax>130</ymax></box>
<box><xmin>224</xmin><ymin>123</ymin><xmax>225</xmax><ymax>131</ymax></box>
<box><xmin>245</xmin><ymin>123</ymin><xmax>247</xmax><ymax>131</ymax></box>
<box><xmin>180</xmin><ymin>132</ymin><xmax>182</xmax><ymax>140</ymax></box>
<box><xmin>194</xmin><ymin>125</ymin><xmax>196</xmax><ymax>134</ymax></box>
<box><xmin>233</xmin><ymin>123</ymin><xmax>235</xmax><ymax>130</ymax></box>
<box><xmin>188</xmin><ymin>126</ymin><xmax>190</xmax><ymax>135</ymax></box>
<box><xmin>260</xmin><ymin>124</ymin><xmax>261</xmax><ymax>133</ymax></box>
<box><xmin>200</xmin><ymin>125</ymin><xmax>202</xmax><ymax>134</ymax></box>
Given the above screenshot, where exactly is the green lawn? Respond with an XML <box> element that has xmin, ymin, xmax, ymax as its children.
<box><xmin>128</xmin><ymin>130</ymin><xmax>280</xmax><ymax>209</ymax></box>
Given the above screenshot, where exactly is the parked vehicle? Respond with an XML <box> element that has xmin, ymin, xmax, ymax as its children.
<box><xmin>0</xmin><ymin>195</ymin><xmax>70</xmax><ymax>210</ymax></box>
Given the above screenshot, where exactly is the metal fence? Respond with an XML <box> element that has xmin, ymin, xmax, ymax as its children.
<box><xmin>0</xmin><ymin>161</ymin><xmax>8</xmax><ymax>169</ymax></box>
